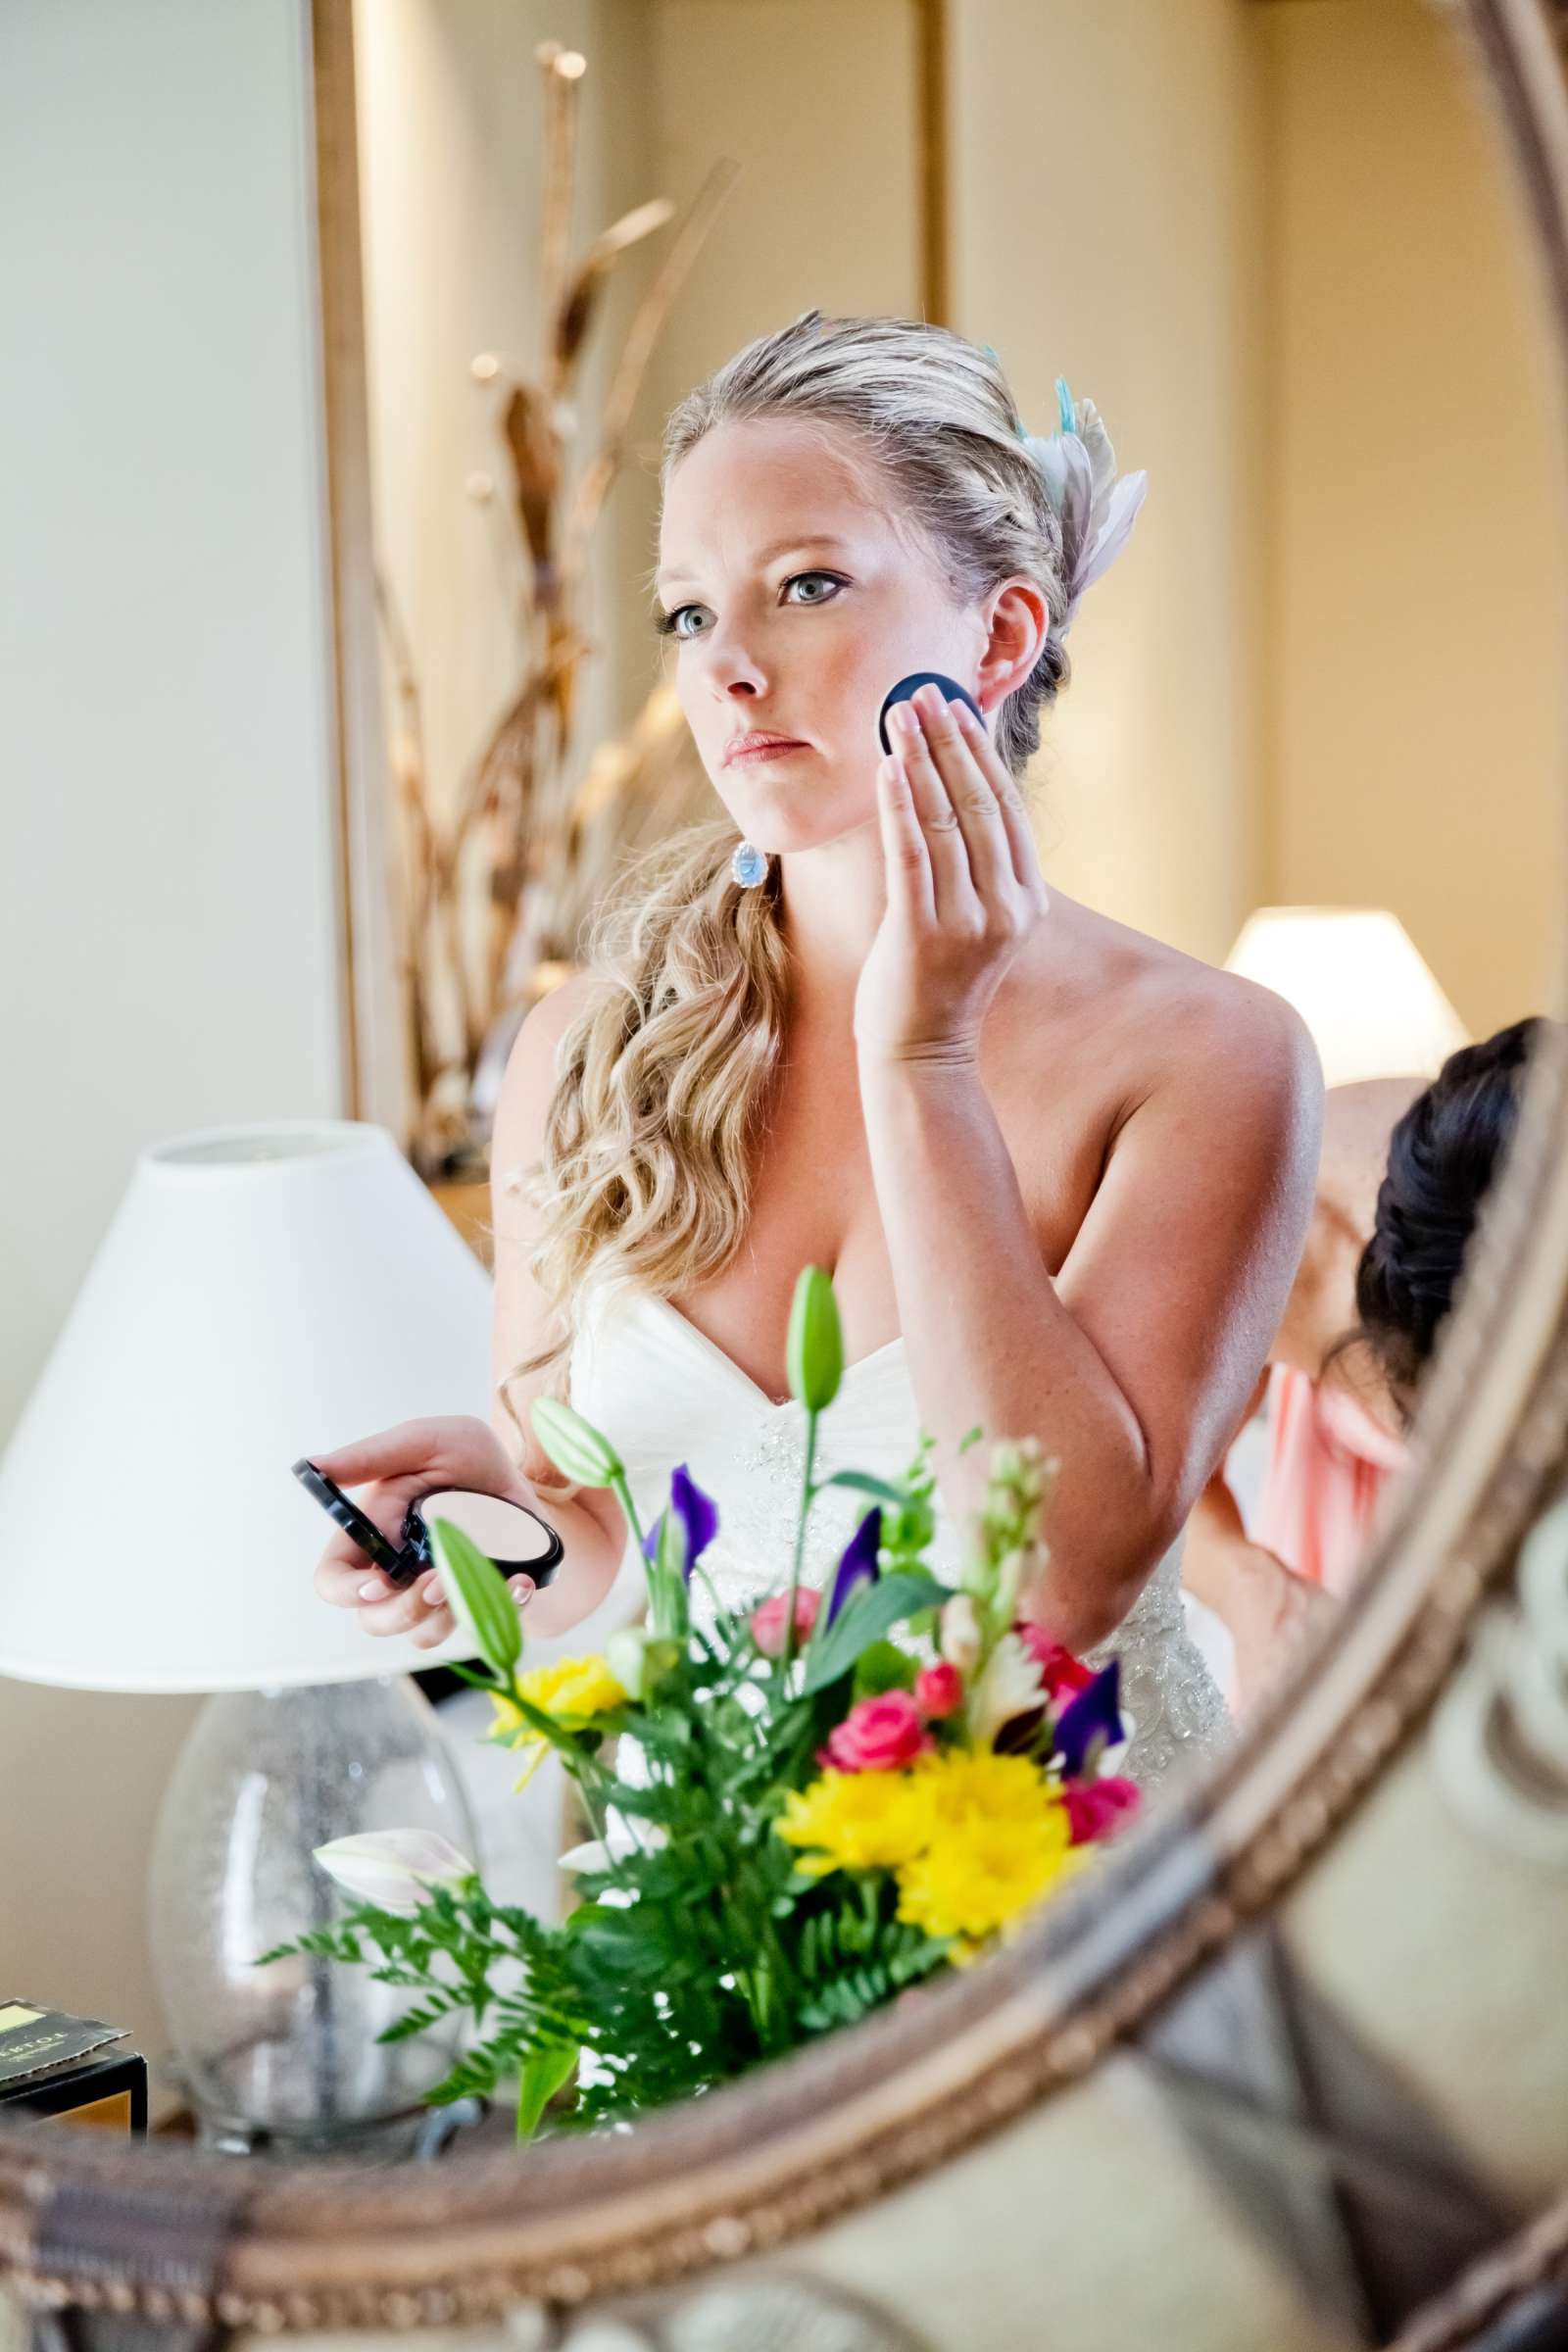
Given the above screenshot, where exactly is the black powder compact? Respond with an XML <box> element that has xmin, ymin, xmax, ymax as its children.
<box><xmin>877</xmin><ymin>670</ymin><xmax>985</xmax><ymax>755</ymax></box>
<box><xmin>292</xmin><ymin>1459</ymin><xmax>564</xmax><ymax>1591</ymax></box>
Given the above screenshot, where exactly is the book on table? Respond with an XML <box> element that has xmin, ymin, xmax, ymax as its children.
<box><xmin>0</xmin><ymin>1998</ymin><xmax>147</xmax><ymax>2134</ymax></box>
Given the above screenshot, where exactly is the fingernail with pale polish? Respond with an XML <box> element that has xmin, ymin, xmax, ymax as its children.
<box><xmin>358</xmin><ymin>1579</ymin><xmax>381</xmax><ymax>1600</ymax></box>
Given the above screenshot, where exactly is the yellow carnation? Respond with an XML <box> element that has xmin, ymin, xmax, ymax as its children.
<box><xmin>912</xmin><ymin>1747</ymin><xmax>1056</xmax><ymax>1833</ymax></box>
<box><xmin>488</xmin><ymin>1653</ymin><xmax>628</xmax><ymax>1791</ymax></box>
<box><xmin>776</xmin><ymin>1768</ymin><xmax>937</xmax><ymax>1878</ymax></box>
<box><xmin>895</xmin><ymin>1808</ymin><xmax>1083</xmax><ymax>1943</ymax></box>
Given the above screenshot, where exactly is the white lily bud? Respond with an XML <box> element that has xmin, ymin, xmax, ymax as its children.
<box><xmin>940</xmin><ymin>1593</ymin><xmax>983</xmax><ymax>1676</ymax></box>
<box><xmin>994</xmin><ymin>1545</ymin><xmax>1029</xmax><ymax>1624</ymax></box>
<box><xmin>313</xmin><ymin>1828</ymin><xmax>476</xmax><ymax>1916</ymax></box>
<box><xmin>606</xmin><ymin>1625</ymin><xmax>648</xmax><ymax>1702</ymax></box>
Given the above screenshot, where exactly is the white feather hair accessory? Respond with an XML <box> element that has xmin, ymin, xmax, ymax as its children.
<box><xmin>1021</xmin><ymin>376</ymin><xmax>1149</xmax><ymax>639</ymax></box>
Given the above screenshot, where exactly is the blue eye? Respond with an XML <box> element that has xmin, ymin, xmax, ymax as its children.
<box><xmin>783</xmin><ymin>569</ymin><xmax>846</xmax><ymax>607</ymax></box>
<box><xmin>653</xmin><ymin>569</ymin><xmax>849</xmax><ymax>641</ymax></box>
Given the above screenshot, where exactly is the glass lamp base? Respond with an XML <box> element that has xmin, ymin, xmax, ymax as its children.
<box><xmin>150</xmin><ymin>1677</ymin><xmax>479</xmax><ymax>2155</ymax></box>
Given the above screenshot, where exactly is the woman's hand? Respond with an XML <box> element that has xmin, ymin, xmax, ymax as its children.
<box><xmin>311</xmin><ymin>1415</ymin><xmax>540</xmax><ymax>1652</ymax></box>
<box><xmin>853</xmin><ymin>683</ymin><xmax>1050</xmax><ymax>1066</ymax></box>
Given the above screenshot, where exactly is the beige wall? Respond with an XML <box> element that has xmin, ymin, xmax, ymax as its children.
<box><xmin>354</xmin><ymin>0</ymin><xmax>665</xmax><ymax>815</ymax></box>
<box><xmin>946</xmin><ymin>0</ymin><xmax>1270</xmax><ymax>965</ymax></box>
<box><xmin>1260</xmin><ymin>0</ymin><xmax>1566</xmax><ymax>1038</ymax></box>
<box><xmin>636</xmin><ymin>0</ymin><xmax>924</xmax><ymax>425</ymax></box>
<box><xmin>0</xmin><ymin>0</ymin><xmax>344</xmax><ymax>2109</ymax></box>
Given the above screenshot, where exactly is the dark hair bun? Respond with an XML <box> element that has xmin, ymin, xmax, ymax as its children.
<box><xmin>1355</xmin><ymin>1017</ymin><xmax>1543</xmax><ymax>1394</ymax></box>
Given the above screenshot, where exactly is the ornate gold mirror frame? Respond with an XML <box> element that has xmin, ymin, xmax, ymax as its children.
<box><xmin>5</xmin><ymin>2</ymin><xmax>1568</xmax><ymax>2344</ymax></box>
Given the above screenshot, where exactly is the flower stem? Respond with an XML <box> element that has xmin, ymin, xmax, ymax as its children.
<box><xmin>778</xmin><ymin>1408</ymin><xmax>819</xmax><ymax>1680</ymax></box>
<box><xmin>609</xmin><ymin>1470</ymin><xmax>646</xmax><ymax>1556</ymax></box>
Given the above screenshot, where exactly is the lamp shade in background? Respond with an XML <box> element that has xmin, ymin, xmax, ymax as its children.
<box><xmin>0</xmin><ymin>1121</ymin><xmax>491</xmax><ymax>1691</ymax></box>
<box><xmin>1225</xmin><ymin>907</ymin><xmax>1469</xmax><ymax>1089</ymax></box>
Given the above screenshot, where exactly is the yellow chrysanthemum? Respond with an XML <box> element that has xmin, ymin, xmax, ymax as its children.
<box><xmin>911</xmin><ymin>1747</ymin><xmax>1056</xmax><ymax>1834</ymax></box>
<box><xmin>775</xmin><ymin>1768</ymin><xmax>937</xmax><ymax>1878</ymax></box>
<box><xmin>488</xmin><ymin>1654</ymin><xmax>628</xmax><ymax>1791</ymax></box>
<box><xmin>895</xmin><ymin>1808</ymin><xmax>1084</xmax><ymax>1943</ymax></box>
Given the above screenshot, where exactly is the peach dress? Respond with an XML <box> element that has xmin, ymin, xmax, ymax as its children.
<box><xmin>1252</xmin><ymin>1363</ymin><xmax>1409</xmax><ymax>1597</ymax></box>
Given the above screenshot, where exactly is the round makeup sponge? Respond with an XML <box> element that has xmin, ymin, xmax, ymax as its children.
<box><xmin>877</xmin><ymin>671</ymin><xmax>984</xmax><ymax>755</ymax></box>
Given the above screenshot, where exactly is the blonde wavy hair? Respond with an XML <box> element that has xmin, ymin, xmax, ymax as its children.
<box><xmin>498</xmin><ymin>310</ymin><xmax>1074</xmax><ymax>1432</ymax></box>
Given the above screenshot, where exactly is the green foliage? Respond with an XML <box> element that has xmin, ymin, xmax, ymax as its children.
<box><xmin>800</xmin><ymin>1571</ymin><xmax>950</xmax><ymax>1695</ymax></box>
<box><xmin>789</xmin><ymin>1887</ymin><xmax>952</xmax><ymax>2034</ymax></box>
<box><xmin>853</xmin><ymin>1641</ymin><xmax>918</xmax><ymax>1699</ymax></box>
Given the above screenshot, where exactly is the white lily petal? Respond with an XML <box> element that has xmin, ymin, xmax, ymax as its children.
<box><xmin>969</xmin><ymin>1632</ymin><xmax>1049</xmax><ymax>1747</ymax></box>
<box><xmin>560</xmin><ymin>1806</ymin><xmax>663</xmax><ymax>1875</ymax></box>
<box><xmin>313</xmin><ymin>1828</ymin><xmax>476</xmax><ymax>1914</ymax></box>
<box><xmin>558</xmin><ymin>1839</ymin><xmax>615</xmax><ymax>1876</ymax></box>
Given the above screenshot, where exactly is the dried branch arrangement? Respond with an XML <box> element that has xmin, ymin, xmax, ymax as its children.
<box><xmin>382</xmin><ymin>40</ymin><xmax>734</xmax><ymax>1179</ymax></box>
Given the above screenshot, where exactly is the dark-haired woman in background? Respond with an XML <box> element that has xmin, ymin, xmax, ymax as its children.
<box><xmin>1185</xmin><ymin>1018</ymin><xmax>1543</xmax><ymax>1713</ymax></box>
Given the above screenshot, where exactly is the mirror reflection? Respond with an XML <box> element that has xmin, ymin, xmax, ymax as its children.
<box><xmin>2</xmin><ymin>0</ymin><xmax>1562</xmax><ymax>2163</ymax></box>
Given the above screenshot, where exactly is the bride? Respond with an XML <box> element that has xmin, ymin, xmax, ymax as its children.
<box><xmin>314</xmin><ymin>312</ymin><xmax>1322</xmax><ymax>1792</ymax></box>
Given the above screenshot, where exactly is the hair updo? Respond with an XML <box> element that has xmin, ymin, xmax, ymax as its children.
<box><xmin>1352</xmin><ymin>1017</ymin><xmax>1542</xmax><ymax>1411</ymax></box>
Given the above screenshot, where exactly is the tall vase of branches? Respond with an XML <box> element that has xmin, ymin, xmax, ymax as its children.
<box><xmin>382</xmin><ymin>40</ymin><xmax>733</xmax><ymax>1188</ymax></box>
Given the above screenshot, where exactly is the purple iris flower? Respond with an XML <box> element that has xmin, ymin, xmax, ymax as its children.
<box><xmin>825</xmin><ymin>1507</ymin><xmax>882</xmax><ymax>1626</ymax></box>
<box><xmin>641</xmin><ymin>1461</ymin><xmax>718</xmax><ymax>1581</ymax></box>
<box><xmin>1054</xmin><ymin>1661</ymin><xmax>1123</xmax><ymax>1777</ymax></box>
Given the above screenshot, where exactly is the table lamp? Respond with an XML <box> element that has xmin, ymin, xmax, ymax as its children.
<box><xmin>0</xmin><ymin>1121</ymin><xmax>494</xmax><ymax>2155</ymax></box>
<box><xmin>1225</xmin><ymin>906</ymin><xmax>1469</xmax><ymax>1088</ymax></box>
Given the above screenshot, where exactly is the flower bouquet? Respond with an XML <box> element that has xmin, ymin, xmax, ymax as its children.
<box><xmin>263</xmin><ymin>1267</ymin><xmax>1138</xmax><ymax>2139</ymax></box>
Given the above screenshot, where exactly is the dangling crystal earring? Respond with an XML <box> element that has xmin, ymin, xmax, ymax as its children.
<box><xmin>731</xmin><ymin>840</ymin><xmax>769</xmax><ymax>889</ymax></box>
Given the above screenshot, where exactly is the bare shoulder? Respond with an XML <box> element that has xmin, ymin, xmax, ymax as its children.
<box><xmin>491</xmin><ymin>969</ymin><xmax>608</xmax><ymax>1164</ymax></box>
<box><xmin>511</xmin><ymin>965</ymin><xmax>607</xmax><ymax>1069</ymax></box>
<box><xmin>1030</xmin><ymin>895</ymin><xmax>1323</xmax><ymax>1117</ymax></box>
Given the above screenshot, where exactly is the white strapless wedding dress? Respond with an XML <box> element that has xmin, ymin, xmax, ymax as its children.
<box><xmin>561</xmin><ymin>1275</ymin><xmax>1232</xmax><ymax>1797</ymax></box>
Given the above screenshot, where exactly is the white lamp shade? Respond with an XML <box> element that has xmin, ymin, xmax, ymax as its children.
<box><xmin>1225</xmin><ymin>907</ymin><xmax>1469</xmax><ymax>1090</ymax></box>
<box><xmin>0</xmin><ymin>1122</ymin><xmax>493</xmax><ymax>1692</ymax></box>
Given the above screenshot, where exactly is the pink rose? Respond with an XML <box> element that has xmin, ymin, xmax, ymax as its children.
<box><xmin>1063</xmin><ymin>1776</ymin><xmax>1141</xmax><ymax>1845</ymax></box>
<box><xmin>913</xmin><ymin>1662</ymin><xmax>964</xmax><ymax>1721</ymax></box>
<box><xmin>820</xmin><ymin>1690</ymin><xmax>934</xmax><ymax>1774</ymax></box>
<box><xmin>751</xmin><ymin>1588</ymin><xmax>821</xmax><ymax>1657</ymax></box>
<box><xmin>1015</xmin><ymin>1622</ymin><xmax>1096</xmax><ymax>1700</ymax></box>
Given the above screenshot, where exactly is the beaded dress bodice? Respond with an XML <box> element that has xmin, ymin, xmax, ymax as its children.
<box><xmin>567</xmin><ymin>1278</ymin><xmax>1231</xmax><ymax>1794</ymax></box>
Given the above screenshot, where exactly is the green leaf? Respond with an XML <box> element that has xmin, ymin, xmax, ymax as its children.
<box><xmin>529</xmin><ymin>1396</ymin><xmax>624</xmax><ymax>1488</ymax></box>
<box><xmin>428</xmin><ymin>1517</ymin><xmax>521</xmax><ymax>1677</ymax></box>
<box><xmin>800</xmin><ymin>1570</ymin><xmax>951</xmax><ymax>1695</ymax></box>
<box><xmin>786</xmin><ymin>1266</ymin><xmax>842</xmax><ymax>1412</ymax></box>
<box><xmin>649</xmin><ymin>1502</ymin><xmax>690</xmax><ymax>1642</ymax></box>
<box><xmin>882</xmin><ymin>1500</ymin><xmax>937</xmax><ymax>1554</ymax></box>
<box><xmin>375</xmin><ymin>1994</ymin><xmax>456</xmax><ymax>2045</ymax></box>
<box><xmin>818</xmin><ymin>1470</ymin><xmax>912</xmax><ymax>1510</ymax></box>
<box><xmin>853</xmin><ymin>1640</ymin><xmax>917</xmax><ymax>1699</ymax></box>
<box><xmin>444</xmin><ymin>1660</ymin><xmax>502</xmax><ymax>1691</ymax></box>
<box><xmin>494</xmin><ymin>1684</ymin><xmax>613</xmax><ymax>1760</ymax></box>
<box><xmin>514</xmin><ymin>2038</ymin><xmax>578</xmax><ymax>2142</ymax></box>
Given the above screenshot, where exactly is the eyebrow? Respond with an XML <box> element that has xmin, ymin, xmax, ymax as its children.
<box><xmin>653</xmin><ymin>533</ymin><xmax>855</xmax><ymax>595</ymax></box>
